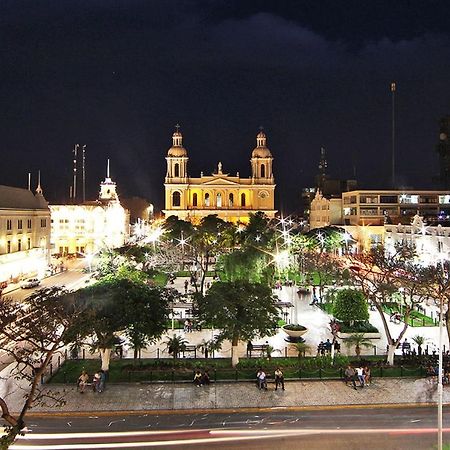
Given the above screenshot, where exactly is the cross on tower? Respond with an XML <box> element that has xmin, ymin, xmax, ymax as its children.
<box><xmin>175</xmin><ymin>123</ymin><xmax>180</xmax><ymax>132</ymax></box>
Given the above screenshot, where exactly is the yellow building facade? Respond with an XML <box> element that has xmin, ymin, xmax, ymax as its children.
<box><xmin>0</xmin><ymin>183</ymin><xmax>51</xmax><ymax>284</ymax></box>
<box><xmin>163</xmin><ymin>129</ymin><xmax>276</xmax><ymax>223</ymax></box>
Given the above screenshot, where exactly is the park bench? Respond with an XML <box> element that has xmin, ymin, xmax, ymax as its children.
<box><xmin>247</xmin><ymin>344</ymin><xmax>268</xmax><ymax>358</ymax></box>
<box><xmin>182</xmin><ymin>345</ymin><xmax>197</xmax><ymax>358</ymax></box>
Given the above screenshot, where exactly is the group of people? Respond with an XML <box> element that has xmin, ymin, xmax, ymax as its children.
<box><xmin>317</xmin><ymin>339</ymin><xmax>340</xmax><ymax>355</ymax></box>
<box><xmin>193</xmin><ymin>369</ymin><xmax>210</xmax><ymax>387</ymax></box>
<box><xmin>77</xmin><ymin>369</ymin><xmax>106</xmax><ymax>393</ymax></box>
<box><xmin>256</xmin><ymin>367</ymin><xmax>285</xmax><ymax>391</ymax></box>
<box><xmin>344</xmin><ymin>364</ymin><xmax>371</xmax><ymax>389</ymax></box>
<box><xmin>184</xmin><ymin>319</ymin><xmax>194</xmax><ymax>332</ymax></box>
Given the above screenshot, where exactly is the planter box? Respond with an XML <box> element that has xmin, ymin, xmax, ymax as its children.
<box><xmin>282</xmin><ymin>325</ymin><xmax>308</xmax><ymax>338</ymax></box>
<box><xmin>336</xmin><ymin>332</ymin><xmax>381</xmax><ymax>340</ymax></box>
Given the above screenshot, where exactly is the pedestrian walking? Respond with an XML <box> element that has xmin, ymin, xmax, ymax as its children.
<box><xmin>97</xmin><ymin>370</ymin><xmax>106</xmax><ymax>393</ymax></box>
<box><xmin>184</xmin><ymin>280</ymin><xmax>189</xmax><ymax>294</ymax></box>
<box><xmin>274</xmin><ymin>367</ymin><xmax>285</xmax><ymax>391</ymax></box>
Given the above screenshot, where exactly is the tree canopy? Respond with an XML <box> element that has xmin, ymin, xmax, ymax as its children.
<box><xmin>198</xmin><ymin>280</ymin><xmax>280</xmax><ymax>366</ymax></box>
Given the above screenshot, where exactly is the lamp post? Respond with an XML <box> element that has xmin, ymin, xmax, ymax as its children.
<box><xmin>438</xmin><ymin>291</ymin><xmax>443</xmax><ymax>450</ymax></box>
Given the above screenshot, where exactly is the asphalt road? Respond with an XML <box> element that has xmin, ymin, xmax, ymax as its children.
<box><xmin>8</xmin><ymin>406</ymin><xmax>450</xmax><ymax>449</ymax></box>
<box><xmin>0</xmin><ymin>265</ymin><xmax>91</xmax><ymax>370</ymax></box>
<box><xmin>5</xmin><ymin>263</ymin><xmax>91</xmax><ymax>303</ymax></box>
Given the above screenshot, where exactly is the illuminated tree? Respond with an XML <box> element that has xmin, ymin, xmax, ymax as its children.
<box><xmin>348</xmin><ymin>245</ymin><xmax>432</xmax><ymax>365</ymax></box>
<box><xmin>333</xmin><ymin>289</ymin><xmax>369</xmax><ymax>326</ymax></box>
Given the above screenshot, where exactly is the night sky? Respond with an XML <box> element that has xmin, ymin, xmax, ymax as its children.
<box><xmin>2</xmin><ymin>0</ymin><xmax>450</xmax><ymax>214</ymax></box>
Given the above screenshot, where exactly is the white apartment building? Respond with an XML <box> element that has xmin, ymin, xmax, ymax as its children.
<box><xmin>310</xmin><ymin>189</ymin><xmax>450</xmax><ymax>252</ymax></box>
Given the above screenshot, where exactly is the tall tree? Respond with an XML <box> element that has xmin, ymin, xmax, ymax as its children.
<box><xmin>77</xmin><ymin>278</ymin><xmax>172</xmax><ymax>371</ymax></box>
<box><xmin>348</xmin><ymin>245</ymin><xmax>432</xmax><ymax>365</ymax></box>
<box><xmin>0</xmin><ymin>287</ymin><xmax>87</xmax><ymax>447</ymax></box>
<box><xmin>198</xmin><ymin>281</ymin><xmax>280</xmax><ymax>367</ymax></box>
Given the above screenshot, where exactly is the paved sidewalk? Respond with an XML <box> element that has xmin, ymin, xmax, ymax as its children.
<box><xmin>5</xmin><ymin>378</ymin><xmax>448</xmax><ymax>415</ymax></box>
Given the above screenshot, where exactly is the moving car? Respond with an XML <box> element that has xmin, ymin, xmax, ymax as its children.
<box><xmin>20</xmin><ymin>278</ymin><xmax>40</xmax><ymax>289</ymax></box>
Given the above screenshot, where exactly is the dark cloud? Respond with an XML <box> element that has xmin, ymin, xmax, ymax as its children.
<box><xmin>1</xmin><ymin>1</ymin><xmax>450</xmax><ymax>212</ymax></box>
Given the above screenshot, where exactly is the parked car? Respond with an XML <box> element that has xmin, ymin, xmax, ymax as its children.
<box><xmin>20</xmin><ymin>278</ymin><xmax>40</xmax><ymax>289</ymax></box>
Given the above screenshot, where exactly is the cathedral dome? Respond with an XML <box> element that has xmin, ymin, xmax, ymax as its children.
<box><xmin>167</xmin><ymin>145</ymin><xmax>187</xmax><ymax>157</ymax></box>
<box><xmin>252</xmin><ymin>130</ymin><xmax>272</xmax><ymax>158</ymax></box>
<box><xmin>167</xmin><ymin>129</ymin><xmax>188</xmax><ymax>157</ymax></box>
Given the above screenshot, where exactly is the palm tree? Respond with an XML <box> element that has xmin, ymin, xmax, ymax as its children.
<box><xmin>264</xmin><ymin>345</ymin><xmax>282</xmax><ymax>361</ymax></box>
<box><xmin>412</xmin><ymin>335</ymin><xmax>426</xmax><ymax>356</ymax></box>
<box><xmin>295</xmin><ymin>342</ymin><xmax>312</xmax><ymax>359</ymax></box>
<box><xmin>165</xmin><ymin>334</ymin><xmax>188</xmax><ymax>358</ymax></box>
<box><xmin>345</xmin><ymin>333</ymin><xmax>373</xmax><ymax>356</ymax></box>
<box><xmin>196</xmin><ymin>338</ymin><xmax>222</xmax><ymax>359</ymax></box>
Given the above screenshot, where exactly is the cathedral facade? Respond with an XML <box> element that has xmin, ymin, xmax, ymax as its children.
<box><xmin>163</xmin><ymin>128</ymin><xmax>276</xmax><ymax>223</ymax></box>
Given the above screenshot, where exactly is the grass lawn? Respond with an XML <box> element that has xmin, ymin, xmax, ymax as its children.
<box><xmin>382</xmin><ymin>304</ymin><xmax>437</xmax><ymax>327</ymax></box>
<box><xmin>149</xmin><ymin>272</ymin><xmax>168</xmax><ymax>287</ymax></box>
<box><xmin>317</xmin><ymin>302</ymin><xmax>334</xmax><ymax>315</ymax></box>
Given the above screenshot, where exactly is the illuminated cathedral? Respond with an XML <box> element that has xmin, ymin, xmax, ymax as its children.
<box><xmin>163</xmin><ymin>128</ymin><xmax>276</xmax><ymax>223</ymax></box>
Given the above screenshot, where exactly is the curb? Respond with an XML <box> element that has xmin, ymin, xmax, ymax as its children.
<box><xmin>24</xmin><ymin>402</ymin><xmax>450</xmax><ymax>418</ymax></box>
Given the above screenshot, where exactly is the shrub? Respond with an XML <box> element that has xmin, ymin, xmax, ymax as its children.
<box><xmin>333</xmin><ymin>289</ymin><xmax>369</xmax><ymax>325</ymax></box>
<box><xmin>283</xmin><ymin>324</ymin><xmax>307</xmax><ymax>331</ymax></box>
<box><xmin>338</xmin><ymin>321</ymin><xmax>379</xmax><ymax>333</ymax></box>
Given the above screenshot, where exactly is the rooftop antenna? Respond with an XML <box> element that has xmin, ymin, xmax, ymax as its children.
<box><xmin>82</xmin><ymin>145</ymin><xmax>86</xmax><ymax>203</ymax></box>
<box><xmin>36</xmin><ymin>170</ymin><xmax>42</xmax><ymax>194</ymax></box>
<box><xmin>73</xmin><ymin>144</ymin><xmax>79</xmax><ymax>201</ymax></box>
<box><xmin>391</xmin><ymin>81</ymin><xmax>396</xmax><ymax>188</ymax></box>
<box><xmin>107</xmin><ymin>158</ymin><xmax>110</xmax><ymax>178</ymax></box>
<box><xmin>28</xmin><ymin>172</ymin><xmax>31</xmax><ymax>191</ymax></box>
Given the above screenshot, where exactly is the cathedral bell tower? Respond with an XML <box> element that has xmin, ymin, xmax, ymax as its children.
<box><xmin>250</xmin><ymin>129</ymin><xmax>274</xmax><ymax>183</ymax></box>
<box><xmin>165</xmin><ymin>125</ymin><xmax>188</xmax><ymax>181</ymax></box>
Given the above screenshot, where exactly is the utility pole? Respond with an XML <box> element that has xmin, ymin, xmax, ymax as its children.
<box><xmin>391</xmin><ymin>82</ymin><xmax>396</xmax><ymax>188</ymax></box>
<box><xmin>72</xmin><ymin>144</ymin><xmax>79</xmax><ymax>202</ymax></box>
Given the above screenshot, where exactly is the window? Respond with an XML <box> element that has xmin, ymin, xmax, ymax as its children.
<box><xmin>420</xmin><ymin>195</ymin><xmax>438</xmax><ymax>204</ymax></box>
<box><xmin>27</xmin><ymin>219</ymin><xmax>32</xmax><ymax>229</ymax></box>
<box><xmin>241</xmin><ymin>193</ymin><xmax>246</xmax><ymax>207</ymax></box>
<box><xmin>174</xmin><ymin>163</ymin><xmax>180</xmax><ymax>177</ymax></box>
<box><xmin>192</xmin><ymin>193</ymin><xmax>198</xmax><ymax>207</ymax></box>
<box><xmin>229</xmin><ymin>193</ymin><xmax>234</xmax><ymax>206</ymax></box>
<box><xmin>17</xmin><ymin>219</ymin><xmax>22</xmax><ymax>229</ymax></box>
<box><xmin>172</xmin><ymin>191</ymin><xmax>181</xmax><ymax>207</ymax></box>
<box><xmin>360</xmin><ymin>208</ymin><xmax>379</xmax><ymax>216</ymax></box>
<box><xmin>41</xmin><ymin>219</ymin><xmax>47</xmax><ymax>227</ymax></box>
<box><xmin>360</xmin><ymin>196</ymin><xmax>378</xmax><ymax>204</ymax></box>
<box><xmin>6</xmin><ymin>219</ymin><xmax>12</xmax><ymax>231</ymax></box>
<box><xmin>216</xmin><ymin>193</ymin><xmax>222</xmax><ymax>207</ymax></box>
<box><xmin>380</xmin><ymin>195</ymin><xmax>398</xmax><ymax>204</ymax></box>
<box><xmin>7</xmin><ymin>241</ymin><xmax>11</xmax><ymax>253</ymax></box>
<box><xmin>27</xmin><ymin>238</ymin><xmax>31</xmax><ymax>250</ymax></box>
<box><xmin>17</xmin><ymin>239</ymin><xmax>21</xmax><ymax>251</ymax></box>
<box><xmin>261</xmin><ymin>164</ymin><xmax>265</xmax><ymax>178</ymax></box>
<box><xmin>399</xmin><ymin>194</ymin><xmax>419</xmax><ymax>204</ymax></box>
<box><xmin>205</xmin><ymin>193</ymin><xmax>210</xmax><ymax>207</ymax></box>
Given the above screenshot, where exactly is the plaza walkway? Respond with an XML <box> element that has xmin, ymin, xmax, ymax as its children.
<box><xmin>5</xmin><ymin>377</ymin><xmax>447</xmax><ymax>415</ymax></box>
